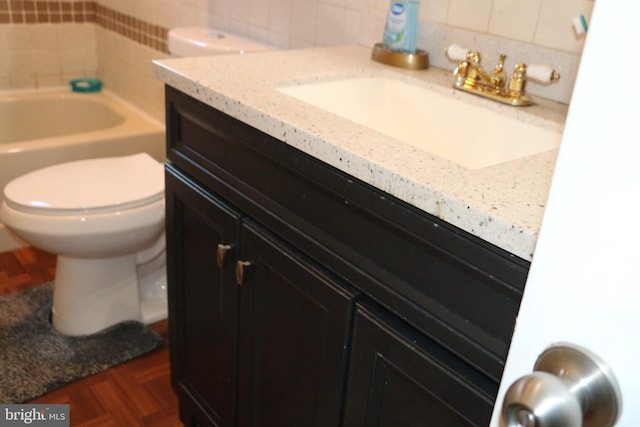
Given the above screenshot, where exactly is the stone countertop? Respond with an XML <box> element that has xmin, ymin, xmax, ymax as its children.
<box><xmin>153</xmin><ymin>45</ymin><xmax>568</xmax><ymax>261</ymax></box>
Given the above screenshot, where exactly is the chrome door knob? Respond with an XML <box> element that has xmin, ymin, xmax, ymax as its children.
<box><xmin>503</xmin><ymin>372</ymin><xmax>582</xmax><ymax>426</ymax></box>
<box><xmin>501</xmin><ymin>344</ymin><xmax>622</xmax><ymax>427</ymax></box>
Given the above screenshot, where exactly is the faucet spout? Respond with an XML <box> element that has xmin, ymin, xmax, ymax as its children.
<box><xmin>490</xmin><ymin>54</ymin><xmax>508</xmax><ymax>87</ymax></box>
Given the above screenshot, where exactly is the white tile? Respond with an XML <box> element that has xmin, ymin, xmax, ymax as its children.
<box><xmin>422</xmin><ymin>0</ymin><xmax>449</xmax><ymax>24</ymax></box>
<box><xmin>320</xmin><ymin>0</ymin><xmax>346</xmax><ymax>7</ymax></box>
<box><xmin>4</xmin><ymin>26</ymin><xmax>34</xmax><ymax>50</ymax></box>
<box><xmin>58</xmin><ymin>24</ymin><xmax>96</xmax><ymax>50</ymax></box>
<box><xmin>207</xmin><ymin>13</ymin><xmax>232</xmax><ymax>32</ymax></box>
<box><xmin>128</xmin><ymin>1</ymin><xmax>150</xmax><ymax>21</ymax></box>
<box><xmin>173</xmin><ymin>4</ymin><xmax>202</xmax><ymax>27</ymax></box>
<box><xmin>488</xmin><ymin>0</ymin><xmax>540</xmax><ymax>43</ymax></box>
<box><xmin>30</xmin><ymin>25</ymin><xmax>60</xmax><ymax>50</ymax></box>
<box><xmin>342</xmin><ymin>8</ymin><xmax>363</xmax><ymax>45</ymax></box>
<box><xmin>373</xmin><ymin>0</ymin><xmax>389</xmax><ymax>12</ymax></box>
<box><xmin>231</xmin><ymin>0</ymin><xmax>251</xmax><ymax>19</ymax></box>
<box><xmin>151</xmin><ymin>0</ymin><xmax>178</xmax><ymax>27</ymax></box>
<box><xmin>230</xmin><ymin>19</ymin><xmax>251</xmax><ymax>36</ymax></box>
<box><xmin>249</xmin><ymin>0</ymin><xmax>271</xmax><ymax>28</ymax></box>
<box><xmin>7</xmin><ymin>50</ymin><xmax>34</xmax><ymax>75</ymax></box>
<box><xmin>0</xmin><ymin>28</ymin><xmax>6</xmax><ymax>52</ymax></box>
<box><xmin>289</xmin><ymin>37</ymin><xmax>315</xmax><ymax>49</ymax></box>
<box><xmin>267</xmin><ymin>31</ymin><xmax>290</xmax><ymax>49</ymax></box>
<box><xmin>535</xmin><ymin>0</ymin><xmax>592</xmax><ymax>52</ymax></box>
<box><xmin>37</xmin><ymin>73</ymin><xmax>64</xmax><ymax>88</ymax></box>
<box><xmin>345</xmin><ymin>0</ymin><xmax>363</xmax><ymax>10</ymax></box>
<box><xmin>447</xmin><ymin>0</ymin><xmax>493</xmax><ymax>32</ymax></box>
<box><xmin>247</xmin><ymin>25</ymin><xmax>271</xmax><ymax>43</ymax></box>
<box><xmin>315</xmin><ymin>3</ymin><xmax>347</xmax><ymax>45</ymax></box>
<box><xmin>0</xmin><ymin>46</ymin><xmax>8</xmax><ymax>74</ymax></box>
<box><xmin>360</xmin><ymin>9</ymin><xmax>386</xmax><ymax>46</ymax></box>
<box><xmin>270</xmin><ymin>0</ymin><xmax>293</xmax><ymax>34</ymax></box>
<box><xmin>291</xmin><ymin>0</ymin><xmax>318</xmax><ymax>43</ymax></box>
<box><xmin>59</xmin><ymin>49</ymin><xmax>90</xmax><ymax>75</ymax></box>
<box><xmin>0</xmin><ymin>76</ymin><xmax>10</xmax><ymax>91</ymax></box>
<box><xmin>9</xmin><ymin>74</ymin><xmax>37</xmax><ymax>90</ymax></box>
<box><xmin>181</xmin><ymin>0</ymin><xmax>208</xmax><ymax>8</ymax></box>
<box><xmin>32</xmin><ymin>49</ymin><xmax>61</xmax><ymax>75</ymax></box>
<box><xmin>210</xmin><ymin>0</ymin><xmax>233</xmax><ymax>17</ymax></box>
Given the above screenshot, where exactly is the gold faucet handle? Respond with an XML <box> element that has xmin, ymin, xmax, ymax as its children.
<box><xmin>526</xmin><ymin>64</ymin><xmax>561</xmax><ymax>83</ymax></box>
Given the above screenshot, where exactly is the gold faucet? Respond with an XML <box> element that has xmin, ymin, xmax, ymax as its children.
<box><xmin>445</xmin><ymin>44</ymin><xmax>560</xmax><ymax>106</ymax></box>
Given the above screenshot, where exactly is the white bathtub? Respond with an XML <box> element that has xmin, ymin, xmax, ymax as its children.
<box><xmin>0</xmin><ymin>88</ymin><xmax>166</xmax><ymax>252</ymax></box>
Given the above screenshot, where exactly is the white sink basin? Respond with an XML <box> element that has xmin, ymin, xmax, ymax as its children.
<box><xmin>277</xmin><ymin>77</ymin><xmax>562</xmax><ymax>169</ymax></box>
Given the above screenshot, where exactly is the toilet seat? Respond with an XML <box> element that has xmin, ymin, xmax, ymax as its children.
<box><xmin>3</xmin><ymin>153</ymin><xmax>164</xmax><ymax>215</ymax></box>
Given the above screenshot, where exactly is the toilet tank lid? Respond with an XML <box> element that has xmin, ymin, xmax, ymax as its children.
<box><xmin>3</xmin><ymin>153</ymin><xmax>164</xmax><ymax>214</ymax></box>
<box><xmin>168</xmin><ymin>27</ymin><xmax>275</xmax><ymax>56</ymax></box>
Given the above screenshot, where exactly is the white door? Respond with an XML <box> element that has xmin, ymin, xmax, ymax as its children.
<box><xmin>490</xmin><ymin>0</ymin><xmax>640</xmax><ymax>425</ymax></box>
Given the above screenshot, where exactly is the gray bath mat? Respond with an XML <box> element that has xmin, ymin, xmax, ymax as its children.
<box><xmin>0</xmin><ymin>282</ymin><xmax>162</xmax><ymax>403</ymax></box>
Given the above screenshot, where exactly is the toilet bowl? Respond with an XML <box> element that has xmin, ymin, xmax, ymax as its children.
<box><xmin>0</xmin><ymin>153</ymin><xmax>166</xmax><ymax>335</ymax></box>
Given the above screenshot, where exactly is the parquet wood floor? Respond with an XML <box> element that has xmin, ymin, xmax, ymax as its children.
<box><xmin>0</xmin><ymin>247</ymin><xmax>182</xmax><ymax>426</ymax></box>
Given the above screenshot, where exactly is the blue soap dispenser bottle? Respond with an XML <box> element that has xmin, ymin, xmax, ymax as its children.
<box><xmin>382</xmin><ymin>0</ymin><xmax>420</xmax><ymax>54</ymax></box>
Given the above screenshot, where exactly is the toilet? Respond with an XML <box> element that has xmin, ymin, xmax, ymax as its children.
<box><xmin>0</xmin><ymin>28</ymin><xmax>275</xmax><ymax>336</ymax></box>
<box><xmin>0</xmin><ymin>153</ymin><xmax>165</xmax><ymax>335</ymax></box>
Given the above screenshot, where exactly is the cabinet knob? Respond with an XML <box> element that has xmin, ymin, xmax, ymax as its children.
<box><xmin>236</xmin><ymin>260</ymin><xmax>254</xmax><ymax>286</ymax></box>
<box><xmin>216</xmin><ymin>244</ymin><xmax>233</xmax><ymax>269</ymax></box>
<box><xmin>501</xmin><ymin>343</ymin><xmax>621</xmax><ymax>427</ymax></box>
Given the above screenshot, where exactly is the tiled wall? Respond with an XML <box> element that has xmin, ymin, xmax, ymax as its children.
<box><xmin>0</xmin><ymin>0</ymin><xmax>595</xmax><ymax>121</ymax></box>
<box><xmin>138</xmin><ymin>0</ymin><xmax>595</xmax><ymax>53</ymax></box>
<box><xmin>0</xmin><ymin>1</ymin><xmax>167</xmax><ymax>91</ymax></box>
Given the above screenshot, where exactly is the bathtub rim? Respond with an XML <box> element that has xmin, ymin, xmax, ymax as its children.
<box><xmin>0</xmin><ymin>86</ymin><xmax>164</xmax><ymax>154</ymax></box>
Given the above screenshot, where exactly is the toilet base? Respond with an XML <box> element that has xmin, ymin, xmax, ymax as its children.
<box><xmin>52</xmin><ymin>254</ymin><xmax>144</xmax><ymax>336</ymax></box>
<box><xmin>141</xmin><ymin>297</ymin><xmax>168</xmax><ymax>325</ymax></box>
<box><xmin>138</xmin><ymin>247</ymin><xmax>168</xmax><ymax>325</ymax></box>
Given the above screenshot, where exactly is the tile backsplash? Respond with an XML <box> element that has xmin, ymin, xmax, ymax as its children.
<box><xmin>0</xmin><ymin>0</ymin><xmax>95</xmax><ymax>23</ymax></box>
<box><xmin>0</xmin><ymin>0</ymin><xmax>595</xmax><ymax>121</ymax></box>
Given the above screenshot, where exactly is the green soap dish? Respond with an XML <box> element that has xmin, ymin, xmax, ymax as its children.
<box><xmin>70</xmin><ymin>79</ymin><xmax>103</xmax><ymax>93</ymax></box>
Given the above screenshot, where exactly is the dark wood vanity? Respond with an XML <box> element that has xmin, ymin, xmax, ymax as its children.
<box><xmin>164</xmin><ymin>86</ymin><xmax>530</xmax><ymax>426</ymax></box>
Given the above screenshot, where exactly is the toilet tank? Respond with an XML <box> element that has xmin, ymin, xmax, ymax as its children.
<box><xmin>168</xmin><ymin>27</ymin><xmax>276</xmax><ymax>57</ymax></box>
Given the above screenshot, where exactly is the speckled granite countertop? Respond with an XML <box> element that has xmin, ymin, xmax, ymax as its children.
<box><xmin>153</xmin><ymin>45</ymin><xmax>568</xmax><ymax>261</ymax></box>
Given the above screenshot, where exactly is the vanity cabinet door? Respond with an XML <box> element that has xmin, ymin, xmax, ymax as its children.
<box><xmin>343</xmin><ymin>303</ymin><xmax>495</xmax><ymax>427</ymax></box>
<box><xmin>166</xmin><ymin>168</ymin><xmax>241</xmax><ymax>427</ymax></box>
<box><xmin>236</xmin><ymin>221</ymin><xmax>356</xmax><ymax>427</ymax></box>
